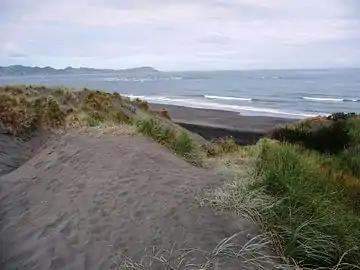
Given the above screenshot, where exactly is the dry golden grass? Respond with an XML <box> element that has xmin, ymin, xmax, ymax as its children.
<box><xmin>0</xmin><ymin>85</ymin><xmax>208</xmax><ymax>165</ymax></box>
<box><xmin>132</xmin><ymin>97</ymin><xmax>149</xmax><ymax>111</ymax></box>
<box><xmin>149</xmin><ymin>108</ymin><xmax>172</xmax><ymax>120</ymax></box>
<box><xmin>0</xmin><ymin>85</ymin><xmax>138</xmax><ymax>135</ymax></box>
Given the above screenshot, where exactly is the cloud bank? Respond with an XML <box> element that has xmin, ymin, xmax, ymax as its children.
<box><xmin>1</xmin><ymin>0</ymin><xmax>360</xmax><ymax>70</ymax></box>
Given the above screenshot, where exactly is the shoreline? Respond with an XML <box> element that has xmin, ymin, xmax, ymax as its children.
<box><xmin>150</xmin><ymin>103</ymin><xmax>296</xmax><ymax>144</ymax></box>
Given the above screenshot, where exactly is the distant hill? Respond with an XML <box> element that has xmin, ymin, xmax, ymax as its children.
<box><xmin>0</xmin><ymin>65</ymin><xmax>160</xmax><ymax>76</ymax></box>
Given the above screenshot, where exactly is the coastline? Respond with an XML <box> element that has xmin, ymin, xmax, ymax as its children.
<box><xmin>150</xmin><ymin>103</ymin><xmax>296</xmax><ymax>144</ymax></box>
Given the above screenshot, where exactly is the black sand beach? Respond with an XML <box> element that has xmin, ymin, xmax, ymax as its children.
<box><xmin>150</xmin><ymin>104</ymin><xmax>296</xmax><ymax>144</ymax></box>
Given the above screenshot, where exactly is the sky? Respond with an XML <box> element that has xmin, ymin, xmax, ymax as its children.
<box><xmin>1</xmin><ymin>0</ymin><xmax>360</xmax><ymax>70</ymax></box>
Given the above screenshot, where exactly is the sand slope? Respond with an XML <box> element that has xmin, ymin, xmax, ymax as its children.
<box><xmin>0</xmin><ymin>133</ymin><xmax>47</xmax><ymax>177</ymax></box>
<box><xmin>0</xmin><ymin>134</ymin><xmax>260</xmax><ymax>270</ymax></box>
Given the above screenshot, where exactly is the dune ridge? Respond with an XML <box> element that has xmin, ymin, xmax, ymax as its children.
<box><xmin>0</xmin><ymin>134</ymin><xmax>261</xmax><ymax>270</ymax></box>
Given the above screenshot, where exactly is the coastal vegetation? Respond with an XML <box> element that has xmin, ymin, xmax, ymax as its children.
<box><xmin>0</xmin><ymin>85</ymin><xmax>201</xmax><ymax>165</ymax></box>
<box><xmin>205</xmin><ymin>113</ymin><xmax>360</xmax><ymax>269</ymax></box>
<box><xmin>1</xmin><ymin>84</ymin><xmax>360</xmax><ymax>269</ymax></box>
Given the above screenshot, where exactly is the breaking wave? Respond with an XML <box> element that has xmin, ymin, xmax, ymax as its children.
<box><xmin>302</xmin><ymin>97</ymin><xmax>360</xmax><ymax>102</ymax></box>
<box><xmin>101</xmin><ymin>76</ymin><xmax>183</xmax><ymax>82</ymax></box>
<box><xmin>126</xmin><ymin>95</ymin><xmax>325</xmax><ymax>119</ymax></box>
<box><xmin>204</xmin><ymin>95</ymin><xmax>252</xmax><ymax>101</ymax></box>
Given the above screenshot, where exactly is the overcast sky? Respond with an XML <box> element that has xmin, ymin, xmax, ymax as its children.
<box><xmin>1</xmin><ymin>0</ymin><xmax>360</xmax><ymax>70</ymax></box>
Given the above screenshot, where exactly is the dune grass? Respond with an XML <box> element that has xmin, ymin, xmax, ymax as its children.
<box><xmin>204</xmin><ymin>137</ymin><xmax>239</xmax><ymax>157</ymax></box>
<box><xmin>136</xmin><ymin>117</ymin><xmax>202</xmax><ymax>165</ymax></box>
<box><xmin>132</xmin><ymin>97</ymin><xmax>149</xmax><ymax>111</ymax></box>
<box><xmin>114</xmin><ymin>233</ymin><xmax>286</xmax><ymax>270</ymax></box>
<box><xmin>0</xmin><ymin>85</ymin><xmax>205</xmax><ymax>165</ymax></box>
<box><xmin>203</xmin><ymin>115</ymin><xmax>360</xmax><ymax>269</ymax></box>
<box><xmin>149</xmin><ymin>108</ymin><xmax>172</xmax><ymax>120</ymax></box>
<box><xmin>5</xmin><ymin>85</ymin><xmax>360</xmax><ymax>268</ymax></box>
<box><xmin>254</xmin><ymin>140</ymin><xmax>360</xmax><ymax>269</ymax></box>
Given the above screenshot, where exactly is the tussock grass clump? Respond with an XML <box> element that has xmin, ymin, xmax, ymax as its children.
<box><xmin>84</xmin><ymin>91</ymin><xmax>113</xmax><ymax>112</ymax></box>
<box><xmin>37</xmin><ymin>97</ymin><xmax>66</xmax><ymax>130</ymax></box>
<box><xmin>253</xmin><ymin>140</ymin><xmax>360</xmax><ymax>269</ymax></box>
<box><xmin>150</xmin><ymin>108</ymin><xmax>172</xmax><ymax>120</ymax></box>
<box><xmin>332</xmin><ymin>147</ymin><xmax>360</xmax><ymax>179</ymax></box>
<box><xmin>0</xmin><ymin>94</ymin><xmax>37</xmax><ymax>134</ymax></box>
<box><xmin>132</xmin><ymin>98</ymin><xmax>149</xmax><ymax>111</ymax></box>
<box><xmin>136</xmin><ymin>118</ymin><xmax>174</xmax><ymax>143</ymax></box>
<box><xmin>0</xmin><ymin>85</ymin><xmax>135</xmax><ymax>134</ymax></box>
<box><xmin>172</xmin><ymin>132</ymin><xmax>195</xmax><ymax>157</ymax></box>
<box><xmin>83</xmin><ymin>91</ymin><xmax>132</xmax><ymax>126</ymax></box>
<box><xmin>115</xmin><ymin>234</ymin><xmax>285</xmax><ymax>270</ymax></box>
<box><xmin>205</xmin><ymin>137</ymin><xmax>239</xmax><ymax>157</ymax></box>
<box><xmin>136</xmin><ymin>118</ymin><xmax>202</xmax><ymax>165</ymax></box>
<box><xmin>0</xmin><ymin>92</ymin><xmax>67</xmax><ymax>134</ymax></box>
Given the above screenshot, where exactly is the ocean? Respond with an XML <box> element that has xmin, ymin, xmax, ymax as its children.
<box><xmin>1</xmin><ymin>68</ymin><xmax>359</xmax><ymax>119</ymax></box>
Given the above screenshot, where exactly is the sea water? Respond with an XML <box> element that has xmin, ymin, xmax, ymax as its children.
<box><xmin>1</xmin><ymin>68</ymin><xmax>359</xmax><ymax>119</ymax></box>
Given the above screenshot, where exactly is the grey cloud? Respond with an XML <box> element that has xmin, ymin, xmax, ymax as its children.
<box><xmin>8</xmin><ymin>53</ymin><xmax>28</xmax><ymax>58</ymax></box>
<box><xmin>1</xmin><ymin>0</ymin><xmax>360</xmax><ymax>70</ymax></box>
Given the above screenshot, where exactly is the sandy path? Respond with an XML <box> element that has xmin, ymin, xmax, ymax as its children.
<box><xmin>0</xmin><ymin>134</ymin><xmax>260</xmax><ymax>270</ymax></box>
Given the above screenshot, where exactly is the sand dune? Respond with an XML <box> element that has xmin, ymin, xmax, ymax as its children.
<box><xmin>0</xmin><ymin>134</ymin><xmax>261</xmax><ymax>270</ymax></box>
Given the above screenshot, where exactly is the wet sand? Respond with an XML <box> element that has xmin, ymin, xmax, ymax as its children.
<box><xmin>150</xmin><ymin>104</ymin><xmax>296</xmax><ymax>144</ymax></box>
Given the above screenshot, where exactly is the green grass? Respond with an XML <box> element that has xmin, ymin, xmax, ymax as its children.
<box><xmin>136</xmin><ymin>118</ymin><xmax>202</xmax><ymax>165</ymax></box>
<box><xmin>6</xmin><ymin>85</ymin><xmax>360</xmax><ymax>268</ymax></box>
<box><xmin>205</xmin><ymin>137</ymin><xmax>239</xmax><ymax>157</ymax></box>
<box><xmin>254</xmin><ymin>140</ymin><xmax>360</xmax><ymax>268</ymax></box>
<box><xmin>215</xmin><ymin>115</ymin><xmax>360</xmax><ymax>268</ymax></box>
<box><xmin>172</xmin><ymin>132</ymin><xmax>194</xmax><ymax>156</ymax></box>
<box><xmin>271</xmin><ymin>114</ymin><xmax>360</xmax><ymax>179</ymax></box>
<box><xmin>202</xmin><ymin>138</ymin><xmax>360</xmax><ymax>269</ymax></box>
<box><xmin>270</xmin><ymin>114</ymin><xmax>359</xmax><ymax>153</ymax></box>
<box><xmin>329</xmin><ymin>147</ymin><xmax>360</xmax><ymax>179</ymax></box>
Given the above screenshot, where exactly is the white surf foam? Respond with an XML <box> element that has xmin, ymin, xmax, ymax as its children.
<box><xmin>126</xmin><ymin>95</ymin><xmax>324</xmax><ymax>119</ymax></box>
<box><xmin>204</xmin><ymin>95</ymin><xmax>252</xmax><ymax>101</ymax></box>
<box><xmin>102</xmin><ymin>76</ymin><xmax>183</xmax><ymax>83</ymax></box>
<box><xmin>302</xmin><ymin>97</ymin><xmax>344</xmax><ymax>102</ymax></box>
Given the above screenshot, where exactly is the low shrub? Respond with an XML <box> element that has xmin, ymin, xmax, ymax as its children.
<box><xmin>112</xmin><ymin>92</ymin><xmax>122</xmax><ymax>102</ymax></box>
<box><xmin>84</xmin><ymin>91</ymin><xmax>112</xmax><ymax>112</ymax></box>
<box><xmin>327</xmin><ymin>112</ymin><xmax>358</xmax><ymax>121</ymax></box>
<box><xmin>0</xmin><ymin>94</ymin><xmax>37</xmax><ymax>134</ymax></box>
<box><xmin>270</xmin><ymin>115</ymin><xmax>352</xmax><ymax>154</ymax></box>
<box><xmin>39</xmin><ymin>97</ymin><xmax>66</xmax><ymax>130</ymax></box>
<box><xmin>86</xmin><ymin>111</ymin><xmax>106</xmax><ymax>127</ymax></box>
<box><xmin>1</xmin><ymin>85</ymin><xmax>25</xmax><ymax>95</ymax></box>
